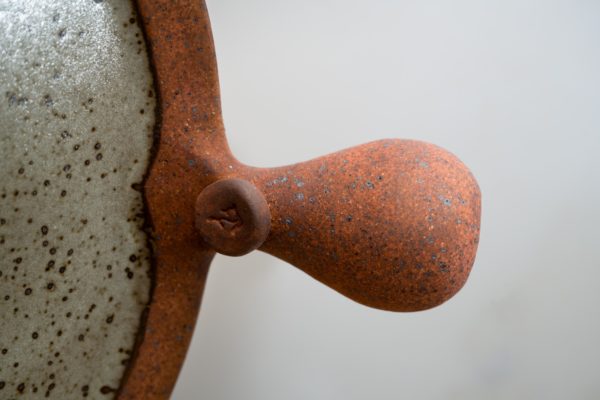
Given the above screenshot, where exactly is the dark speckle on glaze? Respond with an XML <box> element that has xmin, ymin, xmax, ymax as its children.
<box><xmin>0</xmin><ymin>0</ymin><xmax>156</xmax><ymax>398</ymax></box>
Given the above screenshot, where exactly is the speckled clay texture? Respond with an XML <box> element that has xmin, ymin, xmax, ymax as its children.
<box><xmin>251</xmin><ymin>139</ymin><xmax>481</xmax><ymax>312</ymax></box>
<box><xmin>0</xmin><ymin>0</ymin><xmax>155</xmax><ymax>398</ymax></box>
<box><xmin>119</xmin><ymin>1</ymin><xmax>481</xmax><ymax>397</ymax></box>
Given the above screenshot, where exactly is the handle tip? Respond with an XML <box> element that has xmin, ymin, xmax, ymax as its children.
<box><xmin>257</xmin><ymin>139</ymin><xmax>481</xmax><ymax>311</ymax></box>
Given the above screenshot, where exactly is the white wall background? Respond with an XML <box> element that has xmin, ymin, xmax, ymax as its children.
<box><xmin>173</xmin><ymin>1</ymin><xmax>600</xmax><ymax>399</ymax></box>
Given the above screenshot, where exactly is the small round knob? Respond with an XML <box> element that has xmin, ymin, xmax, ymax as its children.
<box><xmin>195</xmin><ymin>178</ymin><xmax>271</xmax><ymax>256</ymax></box>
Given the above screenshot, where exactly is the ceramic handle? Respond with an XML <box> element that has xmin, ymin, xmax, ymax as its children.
<box><xmin>196</xmin><ymin>139</ymin><xmax>481</xmax><ymax>312</ymax></box>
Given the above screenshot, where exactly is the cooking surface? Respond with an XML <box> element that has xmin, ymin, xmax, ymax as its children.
<box><xmin>0</xmin><ymin>0</ymin><xmax>155</xmax><ymax>397</ymax></box>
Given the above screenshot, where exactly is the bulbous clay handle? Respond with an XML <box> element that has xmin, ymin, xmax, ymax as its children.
<box><xmin>196</xmin><ymin>139</ymin><xmax>481</xmax><ymax>312</ymax></box>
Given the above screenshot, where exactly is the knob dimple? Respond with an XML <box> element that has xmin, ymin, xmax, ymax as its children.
<box><xmin>195</xmin><ymin>178</ymin><xmax>271</xmax><ymax>256</ymax></box>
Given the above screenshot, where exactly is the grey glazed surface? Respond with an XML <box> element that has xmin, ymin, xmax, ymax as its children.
<box><xmin>0</xmin><ymin>0</ymin><xmax>155</xmax><ymax>397</ymax></box>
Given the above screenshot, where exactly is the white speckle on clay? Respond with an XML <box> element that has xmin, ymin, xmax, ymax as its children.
<box><xmin>0</xmin><ymin>0</ymin><xmax>155</xmax><ymax>398</ymax></box>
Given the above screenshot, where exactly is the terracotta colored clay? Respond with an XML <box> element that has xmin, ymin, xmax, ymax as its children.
<box><xmin>117</xmin><ymin>1</ymin><xmax>220</xmax><ymax>398</ymax></box>
<box><xmin>121</xmin><ymin>0</ymin><xmax>481</xmax><ymax>398</ymax></box>
<box><xmin>195</xmin><ymin>178</ymin><xmax>271</xmax><ymax>256</ymax></box>
<box><xmin>249</xmin><ymin>139</ymin><xmax>480</xmax><ymax>312</ymax></box>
